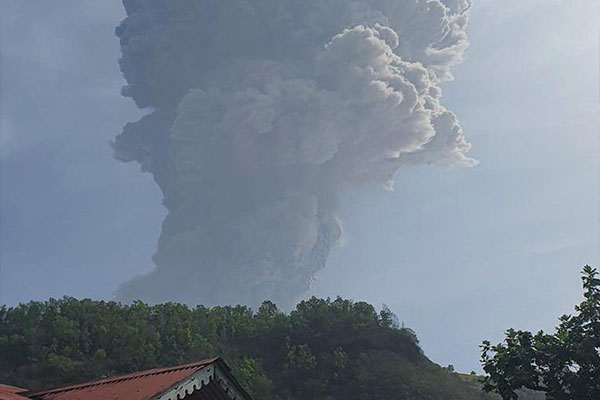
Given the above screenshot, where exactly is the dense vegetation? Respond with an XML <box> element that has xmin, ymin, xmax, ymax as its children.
<box><xmin>1</xmin><ymin>296</ymin><xmax>497</xmax><ymax>399</ymax></box>
<box><xmin>482</xmin><ymin>266</ymin><xmax>600</xmax><ymax>400</ymax></box>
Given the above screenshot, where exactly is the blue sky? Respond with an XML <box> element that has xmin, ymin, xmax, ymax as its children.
<box><xmin>1</xmin><ymin>0</ymin><xmax>599</xmax><ymax>372</ymax></box>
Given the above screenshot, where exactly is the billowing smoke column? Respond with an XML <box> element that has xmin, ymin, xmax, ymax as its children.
<box><xmin>114</xmin><ymin>0</ymin><xmax>476</xmax><ymax>308</ymax></box>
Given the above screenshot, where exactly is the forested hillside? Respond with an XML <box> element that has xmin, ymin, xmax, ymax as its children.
<box><xmin>1</xmin><ymin>297</ymin><xmax>497</xmax><ymax>399</ymax></box>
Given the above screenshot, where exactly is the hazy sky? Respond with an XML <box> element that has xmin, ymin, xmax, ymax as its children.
<box><xmin>1</xmin><ymin>0</ymin><xmax>599</xmax><ymax>372</ymax></box>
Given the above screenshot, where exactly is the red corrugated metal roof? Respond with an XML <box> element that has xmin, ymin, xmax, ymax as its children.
<box><xmin>26</xmin><ymin>359</ymin><xmax>219</xmax><ymax>400</ymax></box>
<box><xmin>0</xmin><ymin>385</ymin><xmax>28</xmax><ymax>394</ymax></box>
<box><xmin>0</xmin><ymin>384</ymin><xmax>30</xmax><ymax>400</ymax></box>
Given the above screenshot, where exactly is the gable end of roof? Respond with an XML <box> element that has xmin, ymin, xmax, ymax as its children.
<box><xmin>154</xmin><ymin>359</ymin><xmax>251</xmax><ymax>400</ymax></box>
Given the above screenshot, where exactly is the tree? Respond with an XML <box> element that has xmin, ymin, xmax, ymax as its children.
<box><xmin>1</xmin><ymin>296</ymin><xmax>496</xmax><ymax>399</ymax></box>
<box><xmin>481</xmin><ymin>265</ymin><xmax>600</xmax><ymax>399</ymax></box>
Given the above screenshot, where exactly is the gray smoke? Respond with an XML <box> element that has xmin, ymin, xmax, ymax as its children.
<box><xmin>113</xmin><ymin>0</ymin><xmax>476</xmax><ymax>309</ymax></box>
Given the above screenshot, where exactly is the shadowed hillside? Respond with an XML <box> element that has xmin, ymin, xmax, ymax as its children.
<box><xmin>2</xmin><ymin>297</ymin><xmax>499</xmax><ymax>399</ymax></box>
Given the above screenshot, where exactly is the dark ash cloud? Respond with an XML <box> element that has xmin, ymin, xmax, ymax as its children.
<box><xmin>113</xmin><ymin>0</ymin><xmax>475</xmax><ymax>308</ymax></box>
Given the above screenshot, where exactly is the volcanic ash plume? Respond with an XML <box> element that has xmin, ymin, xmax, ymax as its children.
<box><xmin>114</xmin><ymin>0</ymin><xmax>476</xmax><ymax>308</ymax></box>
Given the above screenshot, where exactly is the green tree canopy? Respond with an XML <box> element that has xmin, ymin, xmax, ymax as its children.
<box><xmin>1</xmin><ymin>296</ymin><xmax>495</xmax><ymax>399</ymax></box>
<box><xmin>481</xmin><ymin>265</ymin><xmax>600</xmax><ymax>400</ymax></box>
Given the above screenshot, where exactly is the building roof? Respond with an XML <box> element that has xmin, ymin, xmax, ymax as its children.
<box><xmin>23</xmin><ymin>358</ymin><xmax>251</xmax><ymax>400</ymax></box>
<box><xmin>0</xmin><ymin>384</ymin><xmax>30</xmax><ymax>400</ymax></box>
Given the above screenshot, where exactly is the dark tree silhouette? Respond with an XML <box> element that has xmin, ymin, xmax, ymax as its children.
<box><xmin>482</xmin><ymin>266</ymin><xmax>600</xmax><ymax>400</ymax></box>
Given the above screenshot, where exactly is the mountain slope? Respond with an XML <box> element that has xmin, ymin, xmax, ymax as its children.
<box><xmin>1</xmin><ymin>297</ymin><xmax>497</xmax><ymax>399</ymax></box>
